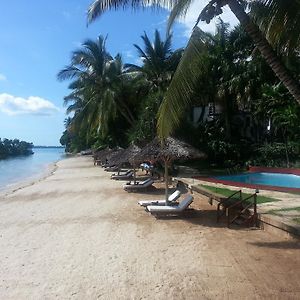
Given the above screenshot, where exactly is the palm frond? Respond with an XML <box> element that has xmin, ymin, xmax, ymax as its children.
<box><xmin>249</xmin><ymin>0</ymin><xmax>300</xmax><ymax>55</ymax></box>
<box><xmin>167</xmin><ymin>0</ymin><xmax>194</xmax><ymax>33</ymax></box>
<box><xmin>157</xmin><ymin>27</ymin><xmax>212</xmax><ymax>138</ymax></box>
<box><xmin>57</xmin><ymin>66</ymin><xmax>82</xmax><ymax>81</ymax></box>
<box><xmin>87</xmin><ymin>0</ymin><xmax>175</xmax><ymax>23</ymax></box>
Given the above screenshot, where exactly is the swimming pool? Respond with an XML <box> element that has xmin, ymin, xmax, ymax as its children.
<box><xmin>216</xmin><ymin>172</ymin><xmax>300</xmax><ymax>189</ymax></box>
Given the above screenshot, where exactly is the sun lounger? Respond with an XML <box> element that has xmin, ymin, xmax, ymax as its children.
<box><xmin>138</xmin><ymin>190</ymin><xmax>181</xmax><ymax>207</ymax></box>
<box><xmin>111</xmin><ymin>170</ymin><xmax>134</xmax><ymax>180</ymax></box>
<box><xmin>123</xmin><ymin>178</ymin><xmax>154</xmax><ymax>192</ymax></box>
<box><xmin>104</xmin><ymin>165</ymin><xmax>118</xmax><ymax>172</ymax></box>
<box><xmin>146</xmin><ymin>195</ymin><xmax>194</xmax><ymax>215</ymax></box>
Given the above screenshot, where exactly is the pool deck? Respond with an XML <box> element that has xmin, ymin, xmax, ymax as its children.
<box><xmin>177</xmin><ymin>176</ymin><xmax>300</xmax><ymax>238</ymax></box>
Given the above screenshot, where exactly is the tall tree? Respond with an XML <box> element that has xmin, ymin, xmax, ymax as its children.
<box><xmin>58</xmin><ymin>36</ymin><xmax>136</xmax><ymax>146</ymax></box>
<box><xmin>126</xmin><ymin>30</ymin><xmax>183</xmax><ymax>143</ymax></box>
<box><xmin>126</xmin><ymin>30</ymin><xmax>183</xmax><ymax>92</ymax></box>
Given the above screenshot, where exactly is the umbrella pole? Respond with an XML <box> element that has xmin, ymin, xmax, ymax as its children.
<box><xmin>164</xmin><ymin>159</ymin><xmax>169</xmax><ymax>205</ymax></box>
<box><xmin>133</xmin><ymin>166</ymin><xmax>136</xmax><ymax>184</ymax></box>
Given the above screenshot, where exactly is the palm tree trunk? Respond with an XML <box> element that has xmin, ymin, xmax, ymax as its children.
<box><xmin>117</xmin><ymin>100</ymin><xmax>136</xmax><ymax>126</ymax></box>
<box><xmin>223</xmin><ymin>90</ymin><xmax>231</xmax><ymax>139</ymax></box>
<box><xmin>227</xmin><ymin>0</ymin><xmax>300</xmax><ymax>105</ymax></box>
<box><xmin>164</xmin><ymin>158</ymin><xmax>169</xmax><ymax>204</ymax></box>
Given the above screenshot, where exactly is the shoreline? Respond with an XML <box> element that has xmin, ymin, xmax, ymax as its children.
<box><xmin>0</xmin><ymin>155</ymin><xmax>299</xmax><ymax>299</ymax></box>
<box><xmin>0</xmin><ymin>160</ymin><xmax>60</xmax><ymax>198</ymax></box>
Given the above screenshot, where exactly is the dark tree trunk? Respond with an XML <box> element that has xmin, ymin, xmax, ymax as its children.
<box><xmin>227</xmin><ymin>0</ymin><xmax>300</xmax><ymax>105</ymax></box>
<box><xmin>223</xmin><ymin>90</ymin><xmax>231</xmax><ymax>140</ymax></box>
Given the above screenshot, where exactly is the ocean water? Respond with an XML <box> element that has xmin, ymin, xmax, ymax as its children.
<box><xmin>0</xmin><ymin>147</ymin><xmax>66</xmax><ymax>191</ymax></box>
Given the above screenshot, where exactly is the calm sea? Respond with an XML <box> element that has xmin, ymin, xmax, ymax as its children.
<box><xmin>0</xmin><ymin>147</ymin><xmax>66</xmax><ymax>191</ymax></box>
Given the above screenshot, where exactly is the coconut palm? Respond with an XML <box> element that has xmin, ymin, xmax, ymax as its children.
<box><xmin>126</xmin><ymin>30</ymin><xmax>183</xmax><ymax>91</ymax></box>
<box><xmin>58</xmin><ymin>36</ymin><xmax>136</xmax><ymax>141</ymax></box>
<box><xmin>87</xmin><ymin>0</ymin><xmax>300</xmax><ymax>109</ymax></box>
<box><xmin>249</xmin><ymin>0</ymin><xmax>300</xmax><ymax>56</ymax></box>
<box><xmin>125</xmin><ymin>30</ymin><xmax>183</xmax><ymax>144</ymax></box>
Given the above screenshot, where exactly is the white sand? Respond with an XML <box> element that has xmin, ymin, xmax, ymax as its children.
<box><xmin>0</xmin><ymin>156</ymin><xmax>299</xmax><ymax>299</ymax></box>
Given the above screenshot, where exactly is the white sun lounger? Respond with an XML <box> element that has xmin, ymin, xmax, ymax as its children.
<box><xmin>146</xmin><ymin>195</ymin><xmax>194</xmax><ymax>215</ymax></box>
<box><xmin>111</xmin><ymin>170</ymin><xmax>134</xmax><ymax>180</ymax></box>
<box><xmin>111</xmin><ymin>169</ymin><xmax>131</xmax><ymax>176</ymax></box>
<box><xmin>138</xmin><ymin>190</ymin><xmax>181</xmax><ymax>207</ymax></box>
<box><xmin>123</xmin><ymin>178</ymin><xmax>154</xmax><ymax>192</ymax></box>
<box><xmin>104</xmin><ymin>165</ymin><xmax>118</xmax><ymax>172</ymax></box>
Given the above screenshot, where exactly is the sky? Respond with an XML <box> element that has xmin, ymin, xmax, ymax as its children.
<box><xmin>0</xmin><ymin>1</ymin><xmax>237</xmax><ymax>146</ymax></box>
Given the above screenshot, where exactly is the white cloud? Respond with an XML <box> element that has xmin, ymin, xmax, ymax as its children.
<box><xmin>124</xmin><ymin>50</ymin><xmax>134</xmax><ymax>59</ymax></box>
<box><xmin>0</xmin><ymin>73</ymin><xmax>7</xmax><ymax>81</ymax></box>
<box><xmin>160</xmin><ymin>1</ymin><xmax>239</xmax><ymax>35</ymax></box>
<box><xmin>0</xmin><ymin>93</ymin><xmax>59</xmax><ymax>116</ymax></box>
<box><xmin>134</xmin><ymin>57</ymin><xmax>143</xmax><ymax>66</ymax></box>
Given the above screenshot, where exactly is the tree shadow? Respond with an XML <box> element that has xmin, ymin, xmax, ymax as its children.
<box><xmin>247</xmin><ymin>240</ymin><xmax>300</xmax><ymax>249</ymax></box>
<box><xmin>154</xmin><ymin>209</ymin><xmax>249</xmax><ymax>230</ymax></box>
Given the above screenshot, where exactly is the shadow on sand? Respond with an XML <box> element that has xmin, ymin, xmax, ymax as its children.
<box><xmin>247</xmin><ymin>240</ymin><xmax>300</xmax><ymax>249</ymax></box>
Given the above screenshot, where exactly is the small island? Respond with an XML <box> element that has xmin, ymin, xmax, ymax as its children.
<box><xmin>0</xmin><ymin>138</ymin><xmax>34</xmax><ymax>159</ymax></box>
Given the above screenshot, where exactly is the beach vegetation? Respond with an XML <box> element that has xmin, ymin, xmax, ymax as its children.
<box><xmin>88</xmin><ymin>0</ymin><xmax>300</xmax><ymax>105</ymax></box>
<box><xmin>59</xmin><ymin>1</ymin><xmax>300</xmax><ymax>169</ymax></box>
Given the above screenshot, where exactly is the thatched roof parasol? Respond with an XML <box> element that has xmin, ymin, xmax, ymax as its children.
<box><xmin>111</xmin><ymin>144</ymin><xmax>141</xmax><ymax>167</ymax></box>
<box><xmin>106</xmin><ymin>148</ymin><xmax>125</xmax><ymax>164</ymax></box>
<box><xmin>93</xmin><ymin>147</ymin><xmax>112</xmax><ymax>160</ymax></box>
<box><xmin>133</xmin><ymin>137</ymin><xmax>206</xmax><ymax>203</ymax></box>
<box><xmin>134</xmin><ymin>137</ymin><xmax>206</xmax><ymax>163</ymax></box>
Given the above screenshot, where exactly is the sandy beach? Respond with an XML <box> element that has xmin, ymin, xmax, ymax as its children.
<box><xmin>0</xmin><ymin>156</ymin><xmax>299</xmax><ymax>299</ymax></box>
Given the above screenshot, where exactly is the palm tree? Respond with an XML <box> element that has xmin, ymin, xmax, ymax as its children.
<box><xmin>58</xmin><ymin>36</ymin><xmax>136</xmax><ymax>142</ymax></box>
<box><xmin>125</xmin><ymin>30</ymin><xmax>183</xmax><ymax>143</ymax></box>
<box><xmin>126</xmin><ymin>30</ymin><xmax>183</xmax><ymax>91</ymax></box>
<box><xmin>87</xmin><ymin>0</ymin><xmax>300</xmax><ymax>107</ymax></box>
<box><xmin>249</xmin><ymin>0</ymin><xmax>300</xmax><ymax>56</ymax></box>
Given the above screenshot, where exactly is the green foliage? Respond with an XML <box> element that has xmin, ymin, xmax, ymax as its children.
<box><xmin>127</xmin><ymin>92</ymin><xmax>163</xmax><ymax>145</ymax></box>
<box><xmin>249</xmin><ymin>142</ymin><xmax>300</xmax><ymax>167</ymax></box>
<box><xmin>256</xmin><ymin>83</ymin><xmax>300</xmax><ymax>140</ymax></box>
<box><xmin>0</xmin><ymin>138</ymin><xmax>33</xmax><ymax>159</ymax></box>
<box><xmin>62</xmin><ymin>6</ymin><xmax>300</xmax><ymax>170</ymax></box>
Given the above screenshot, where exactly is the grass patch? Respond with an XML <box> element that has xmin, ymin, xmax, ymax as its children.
<box><xmin>268</xmin><ymin>207</ymin><xmax>300</xmax><ymax>216</ymax></box>
<box><xmin>199</xmin><ymin>184</ymin><xmax>279</xmax><ymax>204</ymax></box>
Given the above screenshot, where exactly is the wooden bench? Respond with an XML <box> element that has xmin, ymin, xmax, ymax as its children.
<box><xmin>187</xmin><ymin>184</ymin><xmax>243</xmax><ymax>222</ymax></box>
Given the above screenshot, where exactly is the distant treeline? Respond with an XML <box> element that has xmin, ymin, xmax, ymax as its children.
<box><xmin>34</xmin><ymin>146</ymin><xmax>64</xmax><ymax>149</ymax></box>
<box><xmin>0</xmin><ymin>138</ymin><xmax>34</xmax><ymax>159</ymax></box>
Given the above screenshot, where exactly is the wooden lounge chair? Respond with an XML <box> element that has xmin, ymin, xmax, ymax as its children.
<box><xmin>146</xmin><ymin>195</ymin><xmax>194</xmax><ymax>216</ymax></box>
<box><xmin>111</xmin><ymin>170</ymin><xmax>134</xmax><ymax>180</ymax></box>
<box><xmin>123</xmin><ymin>178</ymin><xmax>154</xmax><ymax>192</ymax></box>
<box><xmin>138</xmin><ymin>190</ymin><xmax>181</xmax><ymax>207</ymax></box>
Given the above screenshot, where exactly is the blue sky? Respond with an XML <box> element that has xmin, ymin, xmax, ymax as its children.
<box><xmin>0</xmin><ymin>1</ymin><xmax>237</xmax><ymax>146</ymax></box>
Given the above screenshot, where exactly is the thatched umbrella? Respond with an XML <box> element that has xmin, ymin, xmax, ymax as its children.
<box><xmin>111</xmin><ymin>144</ymin><xmax>141</xmax><ymax>180</ymax></box>
<box><xmin>93</xmin><ymin>147</ymin><xmax>112</xmax><ymax>164</ymax></box>
<box><xmin>105</xmin><ymin>148</ymin><xmax>125</xmax><ymax>166</ymax></box>
<box><xmin>134</xmin><ymin>137</ymin><xmax>206</xmax><ymax>203</ymax></box>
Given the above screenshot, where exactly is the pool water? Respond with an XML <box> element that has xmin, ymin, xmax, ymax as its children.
<box><xmin>216</xmin><ymin>172</ymin><xmax>300</xmax><ymax>189</ymax></box>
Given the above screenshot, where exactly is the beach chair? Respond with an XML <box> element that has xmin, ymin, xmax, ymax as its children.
<box><xmin>123</xmin><ymin>178</ymin><xmax>154</xmax><ymax>192</ymax></box>
<box><xmin>146</xmin><ymin>195</ymin><xmax>194</xmax><ymax>216</ymax></box>
<box><xmin>138</xmin><ymin>190</ymin><xmax>181</xmax><ymax>207</ymax></box>
<box><xmin>104</xmin><ymin>165</ymin><xmax>118</xmax><ymax>172</ymax></box>
<box><xmin>111</xmin><ymin>170</ymin><xmax>134</xmax><ymax>180</ymax></box>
